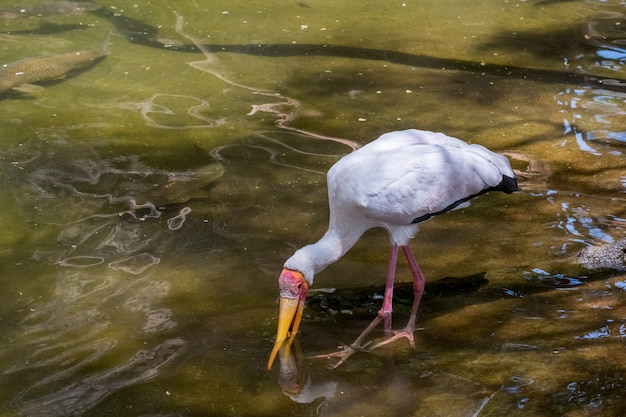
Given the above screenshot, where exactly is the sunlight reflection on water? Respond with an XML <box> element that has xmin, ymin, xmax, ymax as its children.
<box><xmin>558</xmin><ymin>10</ymin><xmax>626</xmax><ymax>157</ymax></box>
<box><xmin>559</xmin><ymin>88</ymin><xmax>626</xmax><ymax>156</ymax></box>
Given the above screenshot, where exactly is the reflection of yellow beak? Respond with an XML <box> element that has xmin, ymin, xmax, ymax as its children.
<box><xmin>267</xmin><ymin>297</ymin><xmax>304</xmax><ymax>370</ymax></box>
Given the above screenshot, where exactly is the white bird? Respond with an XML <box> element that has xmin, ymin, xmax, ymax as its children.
<box><xmin>268</xmin><ymin>129</ymin><xmax>519</xmax><ymax>369</ymax></box>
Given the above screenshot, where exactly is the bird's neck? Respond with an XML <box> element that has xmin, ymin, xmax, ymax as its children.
<box><xmin>284</xmin><ymin>227</ymin><xmax>363</xmax><ymax>285</ymax></box>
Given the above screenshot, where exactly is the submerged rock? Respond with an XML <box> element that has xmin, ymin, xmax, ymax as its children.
<box><xmin>577</xmin><ymin>238</ymin><xmax>626</xmax><ymax>271</ymax></box>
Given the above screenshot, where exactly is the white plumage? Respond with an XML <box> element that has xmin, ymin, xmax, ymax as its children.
<box><xmin>268</xmin><ymin>129</ymin><xmax>518</xmax><ymax>369</ymax></box>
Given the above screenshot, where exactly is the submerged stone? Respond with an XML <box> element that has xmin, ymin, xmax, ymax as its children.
<box><xmin>577</xmin><ymin>238</ymin><xmax>626</xmax><ymax>271</ymax></box>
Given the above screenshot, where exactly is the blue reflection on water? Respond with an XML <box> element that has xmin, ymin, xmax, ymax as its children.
<box><xmin>528</xmin><ymin>268</ymin><xmax>586</xmax><ymax>289</ymax></box>
<box><xmin>576</xmin><ymin>325</ymin><xmax>611</xmax><ymax>340</ymax></box>
<box><xmin>553</xmin><ymin>202</ymin><xmax>614</xmax><ymax>243</ymax></box>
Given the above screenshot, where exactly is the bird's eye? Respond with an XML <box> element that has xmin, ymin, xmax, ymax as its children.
<box><xmin>297</xmin><ymin>283</ymin><xmax>302</xmax><ymax>289</ymax></box>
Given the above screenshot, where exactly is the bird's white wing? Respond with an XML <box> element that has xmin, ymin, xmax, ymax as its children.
<box><xmin>358</xmin><ymin>129</ymin><xmax>465</xmax><ymax>153</ymax></box>
<box><xmin>330</xmin><ymin>137</ymin><xmax>511</xmax><ymax>226</ymax></box>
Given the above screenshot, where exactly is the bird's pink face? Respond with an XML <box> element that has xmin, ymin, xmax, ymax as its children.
<box><xmin>267</xmin><ymin>268</ymin><xmax>308</xmax><ymax>370</ymax></box>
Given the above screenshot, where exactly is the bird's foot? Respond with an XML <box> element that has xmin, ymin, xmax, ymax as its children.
<box><xmin>367</xmin><ymin>326</ymin><xmax>425</xmax><ymax>351</ymax></box>
<box><xmin>308</xmin><ymin>341</ymin><xmax>371</xmax><ymax>368</ymax></box>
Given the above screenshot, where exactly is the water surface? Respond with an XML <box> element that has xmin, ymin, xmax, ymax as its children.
<box><xmin>0</xmin><ymin>0</ymin><xmax>625</xmax><ymax>416</ymax></box>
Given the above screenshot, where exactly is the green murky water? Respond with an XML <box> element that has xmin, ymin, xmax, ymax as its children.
<box><xmin>0</xmin><ymin>0</ymin><xmax>625</xmax><ymax>416</ymax></box>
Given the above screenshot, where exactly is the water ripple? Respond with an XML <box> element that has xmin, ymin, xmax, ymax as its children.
<box><xmin>167</xmin><ymin>206</ymin><xmax>192</xmax><ymax>230</ymax></box>
<box><xmin>57</xmin><ymin>256</ymin><xmax>106</xmax><ymax>268</ymax></box>
<box><xmin>118</xmin><ymin>93</ymin><xmax>227</xmax><ymax>130</ymax></box>
<box><xmin>13</xmin><ymin>338</ymin><xmax>186</xmax><ymax>417</ymax></box>
<box><xmin>108</xmin><ymin>253</ymin><xmax>161</xmax><ymax>275</ymax></box>
<box><xmin>558</xmin><ymin>87</ymin><xmax>626</xmax><ymax>156</ymax></box>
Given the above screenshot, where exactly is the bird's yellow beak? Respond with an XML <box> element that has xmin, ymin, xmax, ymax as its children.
<box><xmin>267</xmin><ymin>296</ymin><xmax>304</xmax><ymax>370</ymax></box>
<box><xmin>268</xmin><ymin>269</ymin><xmax>308</xmax><ymax>370</ymax></box>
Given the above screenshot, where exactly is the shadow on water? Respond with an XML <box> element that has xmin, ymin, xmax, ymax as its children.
<box><xmin>86</xmin><ymin>3</ymin><xmax>626</xmax><ymax>92</ymax></box>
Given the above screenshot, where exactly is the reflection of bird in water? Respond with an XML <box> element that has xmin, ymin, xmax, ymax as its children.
<box><xmin>268</xmin><ymin>129</ymin><xmax>519</xmax><ymax>369</ymax></box>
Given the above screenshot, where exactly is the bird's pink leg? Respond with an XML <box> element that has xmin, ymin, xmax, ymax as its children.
<box><xmin>368</xmin><ymin>245</ymin><xmax>425</xmax><ymax>350</ymax></box>
<box><xmin>348</xmin><ymin>243</ymin><xmax>399</xmax><ymax>339</ymax></box>
<box><xmin>310</xmin><ymin>245</ymin><xmax>400</xmax><ymax>367</ymax></box>
<box><xmin>380</xmin><ymin>243</ymin><xmax>399</xmax><ymax>330</ymax></box>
